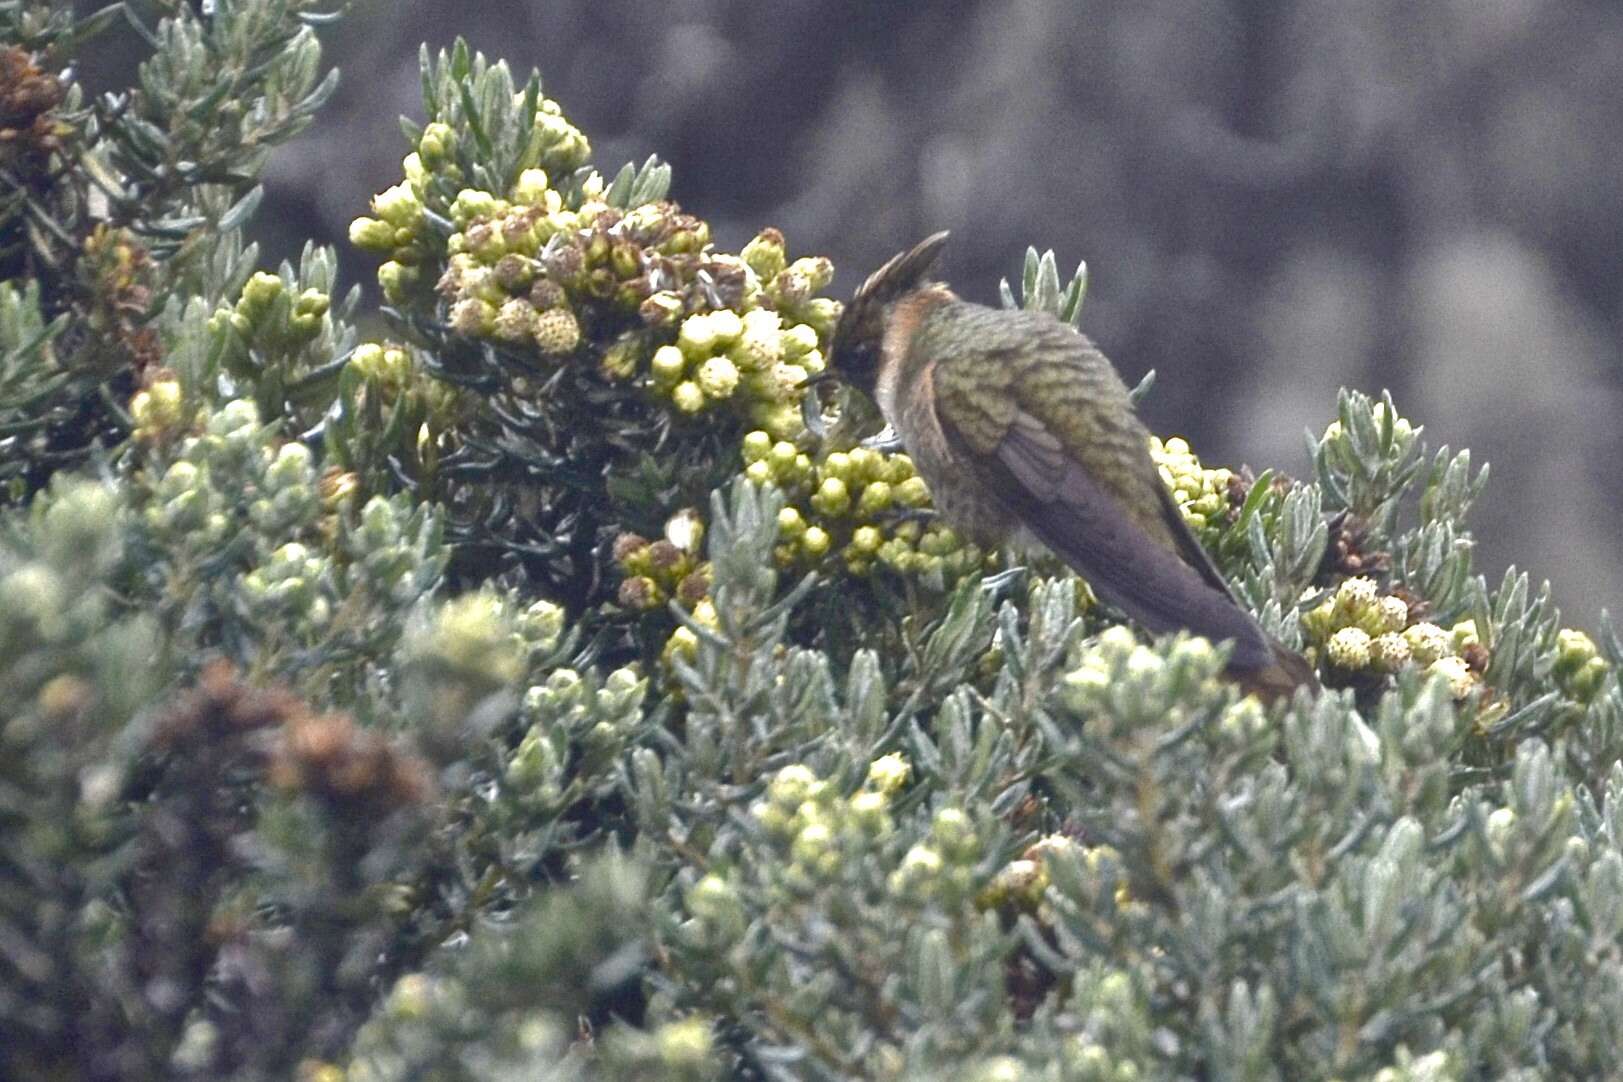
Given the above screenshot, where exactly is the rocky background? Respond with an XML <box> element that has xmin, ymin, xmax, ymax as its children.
<box><xmin>83</xmin><ymin>0</ymin><xmax>1623</xmax><ymax>622</ymax></box>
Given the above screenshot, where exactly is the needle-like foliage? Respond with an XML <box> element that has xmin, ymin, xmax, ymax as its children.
<box><xmin>2</xmin><ymin>7</ymin><xmax>1620</xmax><ymax>1081</ymax></box>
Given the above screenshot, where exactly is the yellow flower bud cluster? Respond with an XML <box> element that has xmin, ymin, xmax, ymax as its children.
<box><xmin>346</xmin><ymin>340</ymin><xmax>415</xmax><ymax>397</ymax></box>
<box><xmin>531</xmin><ymin>98</ymin><xmax>594</xmax><ymax>170</ymax></box>
<box><xmin>348</xmin><ymin>169</ymin><xmax>433</xmax><ymax>303</ymax></box>
<box><xmin>739</xmin><ymin>428</ymin><xmax>816</xmax><ymax>491</ymax></box>
<box><xmin>208</xmin><ymin>270</ymin><xmax>330</xmax><ymax>354</ymax></box>
<box><xmin>739</xmin><ymin>431</ymin><xmax>985</xmax><ymax>584</ymax></box>
<box><xmin>1554</xmin><ymin>628</ymin><xmax>1609</xmax><ymax>702</ymax></box>
<box><xmin>749</xmin><ymin>760</ymin><xmax>906</xmax><ymax>894</ymax></box>
<box><xmin>865</xmin><ymin>752</ymin><xmax>912</xmax><ymax>795</ymax></box>
<box><xmin>129</xmin><ymin>374</ymin><xmax>190</xmax><ymax>445</ymax></box>
<box><xmin>744</xmin><ymin>226</ymin><xmax>841</xmax><ymax>339</ymax></box>
<box><xmin>430</xmin><ymin>169</ymin><xmax>613</xmax><ymax>354</ymax></box>
<box><xmin>648</xmin><ymin>1017</ymin><xmax>715</xmax><ymax>1073</ymax></box>
<box><xmin>348</xmin><ymin>342</ymin><xmax>460</xmax><ymax>416</ymax></box>
<box><xmin>348</xmin><ymin>94</ymin><xmax>590</xmax><ymax>305</ymax></box>
<box><xmin>354</xmin><ymin>99</ymin><xmax>844</xmax><ymax>440</ymax></box>
<box><xmin>660</xmin><ymin>598</ymin><xmax>719</xmax><ymax>673</ymax></box>
<box><xmin>651</xmin><ymin>305</ymin><xmax>825</xmax><ymax>438</ymax></box>
<box><xmin>340</xmin><ymin>342</ymin><xmax>466</xmax><ymax>474</ymax></box>
<box><xmin>1148</xmin><ymin>435</ymin><xmax>1235</xmax><ymax>541</ymax></box>
<box><xmin>80</xmin><ymin>222</ymin><xmax>150</xmax><ymax>293</ymax></box>
<box><xmin>1301</xmin><ymin>577</ymin><xmax>1483</xmax><ymax>697</ymax></box>
<box><xmin>682</xmin><ymin>872</ymin><xmax>746</xmax><ymax>948</ymax></box>
<box><xmin>613</xmin><ymin>508</ymin><xmax>711</xmax><ymax>613</ymax></box>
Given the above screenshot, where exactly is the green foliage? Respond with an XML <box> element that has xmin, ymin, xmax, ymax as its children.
<box><xmin>0</xmin><ymin>0</ymin><xmax>336</xmax><ymax>495</ymax></box>
<box><xmin>1000</xmin><ymin>245</ymin><xmax>1088</xmax><ymax>329</ymax></box>
<box><xmin>3</xmin><ymin>8</ymin><xmax>1622</xmax><ymax>1082</ymax></box>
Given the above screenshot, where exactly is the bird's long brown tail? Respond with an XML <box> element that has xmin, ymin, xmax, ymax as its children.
<box><xmin>1232</xmin><ymin>640</ymin><xmax>1319</xmax><ymax>703</ymax></box>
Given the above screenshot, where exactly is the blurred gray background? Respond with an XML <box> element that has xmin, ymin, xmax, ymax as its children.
<box><xmin>131</xmin><ymin>1</ymin><xmax>1623</xmax><ymax>623</ymax></box>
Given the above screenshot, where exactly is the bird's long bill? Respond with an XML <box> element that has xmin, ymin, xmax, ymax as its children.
<box><xmin>797</xmin><ymin>369</ymin><xmax>842</xmax><ymax>391</ymax></box>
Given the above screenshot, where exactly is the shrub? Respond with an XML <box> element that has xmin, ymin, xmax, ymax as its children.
<box><xmin>3</xmin><ymin>5</ymin><xmax>1620</xmax><ymax>1080</ymax></box>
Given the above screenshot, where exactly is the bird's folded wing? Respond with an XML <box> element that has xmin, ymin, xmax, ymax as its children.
<box><xmin>954</xmin><ymin>405</ymin><xmax>1274</xmax><ymax>671</ymax></box>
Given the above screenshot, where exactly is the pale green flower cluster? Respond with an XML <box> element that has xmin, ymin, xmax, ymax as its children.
<box><xmin>1061</xmin><ymin>625</ymin><xmax>1228</xmax><ymax>722</ymax></box>
<box><xmin>135</xmin><ymin>396</ymin><xmax>447</xmax><ymax>663</ymax></box>
<box><xmin>887</xmin><ymin>805</ymin><xmax>984</xmax><ymax>908</ymax></box>
<box><xmin>204</xmin><ymin>261</ymin><xmax>344</xmax><ymax>402</ymax></box>
<box><xmin>406</xmin><ymin>589</ymin><xmax>527</xmax><ymax>688</ymax></box>
<box><xmin>1149</xmin><ymin>434</ymin><xmax>1236</xmax><ymax>541</ymax></box>
<box><xmin>749</xmin><ymin>761</ymin><xmax>909</xmax><ymax>896</ymax></box>
<box><xmin>211</xmin><ymin>269</ymin><xmax>329</xmax><ymax>349</ymax></box>
<box><xmin>1553</xmin><ymin>628</ymin><xmax>1609</xmax><ymax>702</ymax></box>
<box><xmin>652</xmin><ymin>303</ymin><xmax>826</xmax><ymax>439</ymax></box>
<box><xmin>143</xmin><ymin>399</ymin><xmax>304</xmax><ymax>551</ymax></box>
<box><xmin>508</xmin><ymin>665</ymin><xmax>646</xmax><ymax>813</ymax></box>
<box><xmin>1301</xmin><ymin>576</ymin><xmax>1483</xmax><ymax>698</ymax></box>
<box><xmin>128</xmin><ymin>374</ymin><xmax>190</xmax><ymax>445</ymax></box>
<box><xmin>1321</xmin><ymin>399</ymin><xmax>1419</xmax><ymax>471</ymax></box>
<box><xmin>740</xmin><ymin>431</ymin><xmax>987</xmax><ymax>584</ymax></box>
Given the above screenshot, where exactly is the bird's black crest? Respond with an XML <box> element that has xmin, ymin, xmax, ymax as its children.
<box><xmin>830</xmin><ymin>231</ymin><xmax>951</xmax><ymax>396</ymax></box>
<box><xmin>853</xmin><ymin>230</ymin><xmax>951</xmax><ymax>308</ymax></box>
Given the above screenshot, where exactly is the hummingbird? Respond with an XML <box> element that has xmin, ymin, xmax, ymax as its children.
<box><xmin>828</xmin><ymin>232</ymin><xmax>1315</xmax><ymax>700</ymax></box>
